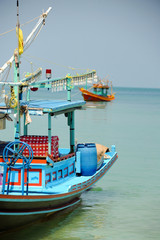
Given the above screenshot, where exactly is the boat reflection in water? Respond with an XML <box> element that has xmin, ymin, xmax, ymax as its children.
<box><xmin>83</xmin><ymin>101</ymin><xmax>107</xmax><ymax>109</ymax></box>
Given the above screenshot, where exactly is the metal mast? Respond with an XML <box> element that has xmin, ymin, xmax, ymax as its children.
<box><xmin>14</xmin><ymin>0</ymin><xmax>20</xmax><ymax>140</ymax></box>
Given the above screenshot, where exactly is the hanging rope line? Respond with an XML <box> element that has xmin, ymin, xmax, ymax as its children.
<box><xmin>23</xmin><ymin>53</ymin><xmax>92</xmax><ymax>73</ymax></box>
<box><xmin>23</xmin><ymin>24</ymin><xmax>43</xmax><ymax>52</ymax></box>
<box><xmin>0</xmin><ymin>15</ymin><xmax>41</xmax><ymax>38</ymax></box>
<box><xmin>22</xmin><ymin>56</ymin><xmax>39</xmax><ymax>78</ymax></box>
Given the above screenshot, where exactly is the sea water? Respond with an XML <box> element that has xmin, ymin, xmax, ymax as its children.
<box><xmin>1</xmin><ymin>87</ymin><xmax>160</xmax><ymax>240</ymax></box>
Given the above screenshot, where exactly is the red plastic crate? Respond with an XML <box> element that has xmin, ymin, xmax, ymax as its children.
<box><xmin>20</xmin><ymin>135</ymin><xmax>59</xmax><ymax>157</ymax></box>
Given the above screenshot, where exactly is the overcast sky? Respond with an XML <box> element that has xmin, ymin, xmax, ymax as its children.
<box><xmin>0</xmin><ymin>0</ymin><xmax>160</xmax><ymax>88</ymax></box>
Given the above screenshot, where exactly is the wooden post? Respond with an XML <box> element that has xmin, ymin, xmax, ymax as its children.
<box><xmin>67</xmin><ymin>84</ymin><xmax>71</xmax><ymax>102</ymax></box>
<box><xmin>66</xmin><ymin>74</ymin><xmax>71</xmax><ymax>102</ymax></box>
<box><xmin>66</xmin><ymin>74</ymin><xmax>75</xmax><ymax>152</ymax></box>
<box><xmin>24</xmin><ymin>113</ymin><xmax>27</xmax><ymax>135</ymax></box>
<box><xmin>24</xmin><ymin>87</ymin><xmax>30</xmax><ymax>136</ymax></box>
<box><xmin>48</xmin><ymin>113</ymin><xmax>51</xmax><ymax>154</ymax></box>
<box><xmin>70</xmin><ymin>111</ymin><xmax>75</xmax><ymax>153</ymax></box>
<box><xmin>13</xmin><ymin>57</ymin><xmax>20</xmax><ymax>141</ymax></box>
<box><xmin>27</xmin><ymin>88</ymin><xmax>30</xmax><ymax>101</ymax></box>
<box><xmin>14</xmin><ymin>0</ymin><xmax>20</xmax><ymax>141</ymax></box>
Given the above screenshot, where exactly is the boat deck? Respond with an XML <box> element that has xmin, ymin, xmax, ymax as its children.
<box><xmin>0</xmin><ymin>153</ymin><xmax>116</xmax><ymax>196</ymax></box>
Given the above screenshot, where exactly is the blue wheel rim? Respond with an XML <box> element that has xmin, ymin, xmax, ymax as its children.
<box><xmin>3</xmin><ymin>141</ymin><xmax>33</xmax><ymax>168</ymax></box>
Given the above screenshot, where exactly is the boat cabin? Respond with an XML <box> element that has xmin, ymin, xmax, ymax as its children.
<box><xmin>93</xmin><ymin>83</ymin><xmax>109</xmax><ymax>96</ymax></box>
<box><xmin>0</xmin><ymin>99</ymin><xmax>85</xmax><ymax>195</ymax></box>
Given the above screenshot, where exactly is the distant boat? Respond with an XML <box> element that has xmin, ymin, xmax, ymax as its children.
<box><xmin>79</xmin><ymin>81</ymin><xmax>115</xmax><ymax>102</ymax></box>
<box><xmin>0</xmin><ymin>3</ymin><xmax>118</xmax><ymax>232</ymax></box>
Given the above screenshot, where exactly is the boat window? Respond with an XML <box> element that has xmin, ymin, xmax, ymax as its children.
<box><xmin>58</xmin><ymin>169</ymin><xmax>62</xmax><ymax>179</ymax></box>
<box><xmin>64</xmin><ymin>167</ymin><xmax>68</xmax><ymax>177</ymax></box>
<box><xmin>52</xmin><ymin>171</ymin><xmax>57</xmax><ymax>181</ymax></box>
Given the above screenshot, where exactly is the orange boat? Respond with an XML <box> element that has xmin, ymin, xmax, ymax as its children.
<box><xmin>79</xmin><ymin>82</ymin><xmax>115</xmax><ymax>102</ymax></box>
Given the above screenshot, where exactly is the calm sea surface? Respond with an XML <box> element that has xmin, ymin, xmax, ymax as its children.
<box><xmin>1</xmin><ymin>87</ymin><xmax>160</xmax><ymax>240</ymax></box>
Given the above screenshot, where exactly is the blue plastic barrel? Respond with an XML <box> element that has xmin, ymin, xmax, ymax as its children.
<box><xmin>77</xmin><ymin>143</ymin><xmax>97</xmax><ymax>176</ymax></box>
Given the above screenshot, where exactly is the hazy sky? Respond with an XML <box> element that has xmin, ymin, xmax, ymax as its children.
<box><xmin>0</xmin><ymin>0</ymin><xmax>160</xmax><ymax>88</ymax></box>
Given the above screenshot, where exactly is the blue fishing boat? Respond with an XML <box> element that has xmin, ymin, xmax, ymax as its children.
<box><xmin>0</xmin><ymin>3</ymin><xmax>118</xmax><ymax>232</ymax></box>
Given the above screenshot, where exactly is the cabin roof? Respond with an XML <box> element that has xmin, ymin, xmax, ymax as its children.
<box><xmin>0</xmin><ymin>100</ymin><xmax>86</xmax><ymax>116</ymax></box>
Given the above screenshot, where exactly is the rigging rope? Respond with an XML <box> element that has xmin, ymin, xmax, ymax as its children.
<box><xmin>0</xmin><ymin>15</ymin><xmax>41</xmax><ymax>38</ymax></box>
<box><xmin>0</xmin><ymin>63</ymin><xmax>12</xmax><ymax>82</ymax></box>
<box><xmin>23</xmin><ymin>53</ymin><xmax>91</xmax><ymax>73</ymax></box>
<box><xmin>0</xmin><ymin>7</ymin><xmax>52</xmax><ymax>75</ymax></box>
<box><xmin>23</xmin><ymin>24</ymin><xmax>43</xmax><ymax>52</ymax></box>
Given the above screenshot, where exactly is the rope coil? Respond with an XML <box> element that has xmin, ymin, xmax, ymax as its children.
<box><xmin>9</xmin><ymin>87</ymin><xmax>18</xmax><ymax>108</ymax></box>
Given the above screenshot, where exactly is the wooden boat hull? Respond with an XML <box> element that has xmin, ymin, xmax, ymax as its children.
<box><xmin>0</xmin><ymin>152</ymin><xmax>118</xmax><ymax>232</ymax></box>
<box><xmin>79</xmin><ymin>88</ymin><xmax>115</xmax><ymax>102</ymax></box>
<box><xmin>0</xmin><ymin>196</ymin><xmax>81</xmax><ymax>232</ymax></box>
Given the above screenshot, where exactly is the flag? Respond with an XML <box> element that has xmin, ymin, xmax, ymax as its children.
<box><xmin>16</xmin><ymin>27</ymin><xmax>23</xmax><ymax>55</ymax></box>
